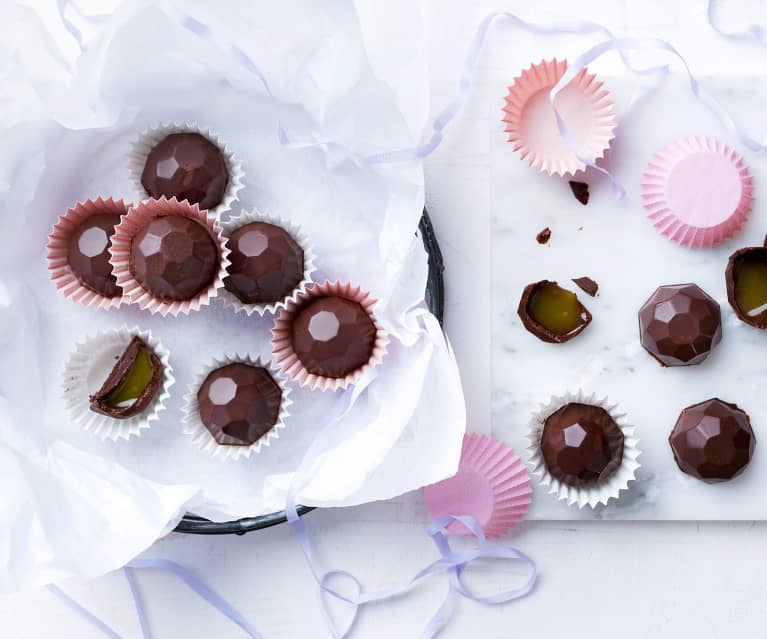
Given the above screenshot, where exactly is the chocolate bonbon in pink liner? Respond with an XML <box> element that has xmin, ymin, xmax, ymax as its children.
<box><xmin>109</xmin><ymin>196</ymin><xmax>231</xmax><ymax>316</ymax></box>
<box><xmin>47</xmin><ymin>197</ymin><xmax>130</xmax><ymax>311</ymax></box>
<box><xmin>271</xmin><ymin>280</ymin><xmax>389</xmax><ymax>392</ymax></box>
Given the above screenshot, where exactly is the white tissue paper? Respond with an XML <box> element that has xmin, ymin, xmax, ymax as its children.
<box><xmin>0</xmin><ymin>0</ymin><xmax>465</xmax><ymax>592</ymax></box>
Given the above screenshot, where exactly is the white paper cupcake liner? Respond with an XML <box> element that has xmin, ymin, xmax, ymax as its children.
<box><xmin>109</xmin><ymin>197</ymin><xmax>231</xmax><ymax>316</ymax></box>
<box><xmin>526</xmin><ymin>389</ymin><xmax>641</xmax><ymax>508</ymax></box>
<box><xmin>272</xmin><ymin>280</ymin><xmax>390</xmax><ymax>392</ymax></box>
<box><xmin>219</xmin><ymin>210</ymin><xmax>317</xmax><ymax>316</ymax></box>
<box><xmin>46</xmin><ymin>197</ymin><xmax>131</xmax><ymax>311</ymax></box>
<box><xmin>61</xmin><ymin>326</ymin><xmax>174</xmax><ymax>441</ymax></box>
<box><xmin>127</xmin><ymin>121</ymin><xmax>245</xmax><ymax>218</ymax></box>
<box><xmin>181</xmin><ymin>354</ymin><xmax>292</xmax><ymax>461</ymax></box>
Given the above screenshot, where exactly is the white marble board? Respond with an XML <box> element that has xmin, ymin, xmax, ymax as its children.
<box><xmin>491</xmin><ymin>73</ymin><xmax>767</xmax><ymax>520</ymax></box>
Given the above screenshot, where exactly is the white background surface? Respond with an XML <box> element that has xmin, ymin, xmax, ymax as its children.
<box><xmin>4</xmin><ymin>0</ymin><xmax>767</xmax><ymax>636</ymax></box>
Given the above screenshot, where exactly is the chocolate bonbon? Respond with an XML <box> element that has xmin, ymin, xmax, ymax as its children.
<box><xmin>290</xmin><ymin>296</ymin><xmax>377</xmax><ymax>378</ymax></box>
<box><xmin>638</xmin><ymin>283</ymin><xmax>722</xmax><ymax>367</ymax></box>
<box><xmin>197</xmin><ymin>363</ymin><xmax>283</xmax><ymax>446</ymax></box>
<box><xmin>224</xmin><ymin>222</ymin><xmax>304</xmax><ymax>304</ymax></box>
<box><xmin>669</xmin><ymin>398</ymin><xmax>755</xmax><ymax>483</ymax></box>
<box><xmin>89</xmin><ymin>336</ymin><xmax>163</xmax><ymax>419</ymax></box>
<box><xmin>518</xmin><ymin>280</ymin><xmax>592</xmax><ymax>343</ymax></box>
<box><xmin>141</xmin><ymin>133</ymin><xmax>228</xmax><ymax>210</ymax></box>
<box><xmin>67</xmin><ymin>213</ymin><xmax>122</xmax><ymax>298</ymax></box>
<box><xmin>130</xmin><ymin>215</ymin><xmax>218</xmax><ymax>301</ymax></box>
<box><xmin>726</xmin><ymin>243</ymin><xmax>767</xmax><ymax>328</ymax></box>
<box><xmin>540</xmin><ymin>402</ymin><xmax>625</xmax><ymax>487</ymax></box>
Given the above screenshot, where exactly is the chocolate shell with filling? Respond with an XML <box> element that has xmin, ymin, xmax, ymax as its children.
<box><xmin>89</xmin><ymin>336</ymin><xmax>163</xmax><ymax>419</ymax></box>
<box><xmin>726</xmin><ymin>242</ymin><xmax>767</xmax><ymax>329</ymax></box>
<box><xmin>517</xmin><ymin>280</ymin><xmax>592</xmax><ymax>343</ymax></box>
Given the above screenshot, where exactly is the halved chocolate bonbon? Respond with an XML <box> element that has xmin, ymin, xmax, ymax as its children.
<box><xmin>727</xmin><ymin>242</ymin><xmax>767</xmax><ymax>328</ymax></box>
<box><xmin>517</xmin><ymin>280</ymin><xmax>592</xmax><ymax>343</ymax></box>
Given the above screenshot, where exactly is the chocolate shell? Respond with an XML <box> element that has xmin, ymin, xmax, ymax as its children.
<box><xmin>726</xmin><ymin>243</ymin><xmax>767</xmax><ymax>329</ymax></box>
<box><xmin>89</xmin><ymin>336</ymin><xmax>163</xmax><ymax>419</ymax></box>
<box><xmin>517</xmin><ymin>280</ymin><xmax>592</xmax><ymax>344</ymax></box>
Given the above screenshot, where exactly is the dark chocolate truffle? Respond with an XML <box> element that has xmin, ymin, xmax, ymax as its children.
<box><xmin>130</xmin><ymin>215</ymin><xmax>218</xmax><ymax>301</ymax></box>
<box><xmin>518</xmin><ymin>280</ymin><xmax>592</xmax><ymax>344</ymax></box>
<box><xmin>141</xmin><ymin>133</ymin><xmax>229</xmax><ymax>210</ymax></box>
<box><xmin>67</xmin><ymin>213</ymin><xmax>122</xmax><ymax>298</ymax></box>
<box><xmin>291</xmin><ymin>296</ymin><xmax>376</xmax><ymax>378</ymax></box>
<box><xmin>90</xmin><ymin>336</ymin><xmax>163</xmax><ymax>419</ymax></box>
<box><xmin>197</xmin><ymin>363</ymin><xmax>282</xmax><ymax>446</ymax></box>
<box><xmin>638</xmin><ymin>283</ymin><xmax>722</xmax><ymax>367</ymax></box>
<box><xmin>541</xmin><ymin>402</ymin><xmax>624</xmax><ymax>487</ymax></box>
<box><xmin>726</xmin><ymin>245</ymin><xmax>767</xmax><ymax>329</ymax></box>
<box><xmin>224</xmin><ymin>222</ymin><xmax>304</xmax><ymax>304</ymax></box>
<box><xmin>669</xmin><ymin>398</ymin><xmax>755</xmax><ymax>483</ymax></box>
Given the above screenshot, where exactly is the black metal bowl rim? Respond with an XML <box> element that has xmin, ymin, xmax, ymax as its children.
<box><xmin>176</xmin><ymin>208</ymin><xmax>445</xmax><ymax>534</ymax></box>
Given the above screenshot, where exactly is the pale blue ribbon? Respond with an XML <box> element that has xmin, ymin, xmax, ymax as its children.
<box><xmin>707</xmin><ymin>0</ymin><xmax>767</xmax><ymax>45</ymax></box>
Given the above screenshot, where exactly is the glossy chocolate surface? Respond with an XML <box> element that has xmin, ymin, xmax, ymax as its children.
<box><xmin>638</xmin><ymin>283</ymin><xmax>722</xmax><ymax>367</ymax></box>
<box><xmin>130</xmin><ymin>215</ymin><xmax>218</xmax><ymax>301</ymax></box>
<box><xmin>291</xmin><ymin>296</ymin><xmax>376</xmax><ymax>378</ymax></box>
<box><xmin>141</xmin><ymin>133</ymin><xmax>228</xmax><ymax>210</ymax></box>
<box><xmin>541</xmin><ymin>402</ymin><xmax>624</xmax><ymax>487</ymax></box>
<box><xmin>67</xmin><ymin>213</ymin><xmax>122</xmax><ymax>297</ymax></box>
<box><xmin>517</xmin><ymin>280</ymin><xmax>592</xmax><ymax>344</ymax></box>
<box><xmin>669</xmin><ymin>398</ymin><xmax>755</xmax><ymax>483</ymax></box>
<box><xmin>197</xmin><ymin>363</ymin><xmax>282</xmax><ymax>446</ymax></box>
<box><xmin>726</xmin><ymin>245</ymin><xmax>767</xmax><ymax>329</ymax></box>
<box><xmin>224</xmin><ymin>222</ymin><xmax>304</xmax><ymax>304</ymax></box>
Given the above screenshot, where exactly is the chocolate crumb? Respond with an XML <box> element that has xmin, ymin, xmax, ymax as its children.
<box><xmin>569</xmin><ymin>181</ymin><xmax>589</xmax><ymax>205</ymax></box>
<box><xmin>536</xmin><ymin>227</ymin><xmax>551</xmax><ymax>245</ymax></box>
<box><xmin>572</xmin><ymin>277</ymin><xmax>599</xmax><ymax>297</ymax></box>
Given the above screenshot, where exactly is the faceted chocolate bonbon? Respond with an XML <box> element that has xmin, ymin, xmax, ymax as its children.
<box><xmin>197</xmin><ymin>363</ymin><xmax>282</xmax><ymax>446</ymax></box>
<box><xmin>517</xmin><ymin>280</ymin><xmax>592</xmax><ymax>343</ymax></box>
<box><xmin>726</xmin><ymin>244</ymin><xmax>767</xmax><ymax>329</ymax></box>
<box><xmin>638</xmin><ymin>283</ymin><xmax>722</xmax><ymax>367</ymax></box>
<box><xmin>141</xmin><ymin>133</ymin><xmax>228</xmax><ymax>210</ymax></box>
<box><xmin>130</xmin><ymin>215</ymin><xmax>218</xmax><ymax>301</ymax></box>
<box><xmin>541</xmin><ymin>402</ymin><xmax>624</xmax><ymax>487</ymax></box>
<box><xmin>224</xmin><ymin>222</ymin><xmax>304</xmax><ymax>304</ymax></box>
<box><xmin>669</xmin><ymin>398</ymin><xmax>755</xmax><ymax>483</ymax></box>
<box><xmin>90</xmin><ymin>336</ymin><xmax>163</xmax><ymax>419</ymax></box>
<box><xmin>67</xmin><ymin>213</ymin><xmax>122</xmax><ymax>297</ymax></box>
<box><xmin>291</xmin><ymin>296</ymin><xmax>376</xmax><ymax>378</ymax></box>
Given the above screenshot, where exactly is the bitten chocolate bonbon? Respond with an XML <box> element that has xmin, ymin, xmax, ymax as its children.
<box><xmin>141</xmin><ymin>133</ymin><xmax>229</xmax><ymax>210</ymax></box>
<box><xmin>540</xmin><ymin>402</ymin><xmax>625</xmax><ymax>488</ymax></box>
<box><xmin>518</xmin><ymin>280</ymin><xmax>592</xmax><ymax>343</ymax></box>
<box><xmin>224</xmin><ymin>222</ymin><xmax>304</xmax><ymax>304</ymax></box>
<box><xmin>638</xmin><ymin>283</ymin><xmax>722</xmax><ymax>367</ymax></box>
<box><xmin>726</xmin><ymin>242</ymin><xmax>767</xmax><ymax>329</ymax></box>
<box><xmin>89</xmin><ymin>336</ymin><xmax>163</xmax><ymax>419</ymax></box>
<box><xmin>290</xmin><ymin>296</ymin><xmax>377</xmax><ymax>378</ymax></box>
<box><xmin>197</xmin><ymin>363</ymin><xmax>283</xmax><ymax>446</ymax></box>
<box><xmin>67</xmin><ymin>213</ymin><xmax>122</xmax><ymax>298</ymax></box>
<box><xmin>130</xmin><ymin>215</ymin><xmax>218</xmax><ymax>301</ymax></box>
<box><xmin>669</xmin><ymin>398</ymin><xmax>755</xmax><ymax>483</ymax></box>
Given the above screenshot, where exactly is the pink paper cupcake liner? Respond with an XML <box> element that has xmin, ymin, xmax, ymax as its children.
<box><xmin>109</xmin><ymin>197</ymin><xmax>231</xmax><ymax>316</ymax></box>
<box><xmin>642</xmin><ymin>136</ymin><xmax>754</xmax><ymax>249</ymax></box>
<box><xmin>46</xmin><ymin>197</ymin><xmax>130</xmax><ymax>310</ymax></box>
<box><xmin>502</xmin><ymin>58</ymin><xmax>616</xmax><ymax>176</ymax></box>
<box><xmin>424</xmin><ymin>433</ymin><xmax>533</xmax><ymax>539</ymax></box>
<box><xmin>271</xmin><ymin>280</ymin><xmax>389</xmax><ymax>392</ymax></box>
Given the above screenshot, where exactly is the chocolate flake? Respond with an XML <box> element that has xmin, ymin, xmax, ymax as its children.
<box><xmin>572</xmin><ymin>277</ymin><xmax>598</xmax><ymax>297</ymax></box>
<box><xmin>568</xmin><ymin>181</ymin><xmax>589</xmax><ymax>205</ymax></box>
<box><xmin>536</xmin><ymin>227</ymin><xmax>552</xmax><ymax>245</ymax></box>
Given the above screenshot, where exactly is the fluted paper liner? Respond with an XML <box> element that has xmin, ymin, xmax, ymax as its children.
<box><xmin>127</xmin><ymin>121</ymin><xmax>244</xmax><ymax>218</ymax></box>
<box><xmin>424</xmin><ymin>433</ymin><xmax>533</xmax><ymax>539</ymax></box>
<box><xmin>182</xmin><ymin>354</ymin><xmax>292</xmax><ymax>461</ymax></box>
<box><xmin>109</xmin><ymin>197</ymin><xmax>231</xmax><ymax>316</ymax></box>
<box><xmin>272</xmin><ymin>280</ymin><xmax>390</xmax><ymax>392</ymax></box>
<box><xmin>642</xmin><ymin>136</ymin><xmax>754</xmax><ymax>249</ymax></box>
<box><xmin>527</xmin><ymin>390</ymin><xmax>641</xmax><ymax>508</ymax></box>
<box><xmin>502</xmin><ymin>58</ymin><xmax>616</xmax><ymax>176</ymax></box>
<box><xmin>62</xmin><ymin>326</ymin><xmax>174</xmax><ymax>441</ymax></box>
<box><xmin>47</xmin><ymin>197</ymin><xmax>130</xmax><ymax>310</ymax></box>
<box><xmin>220</xmin><ymin>210</ymin><xmax>317</xmax><ymax>316</ymax></box>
